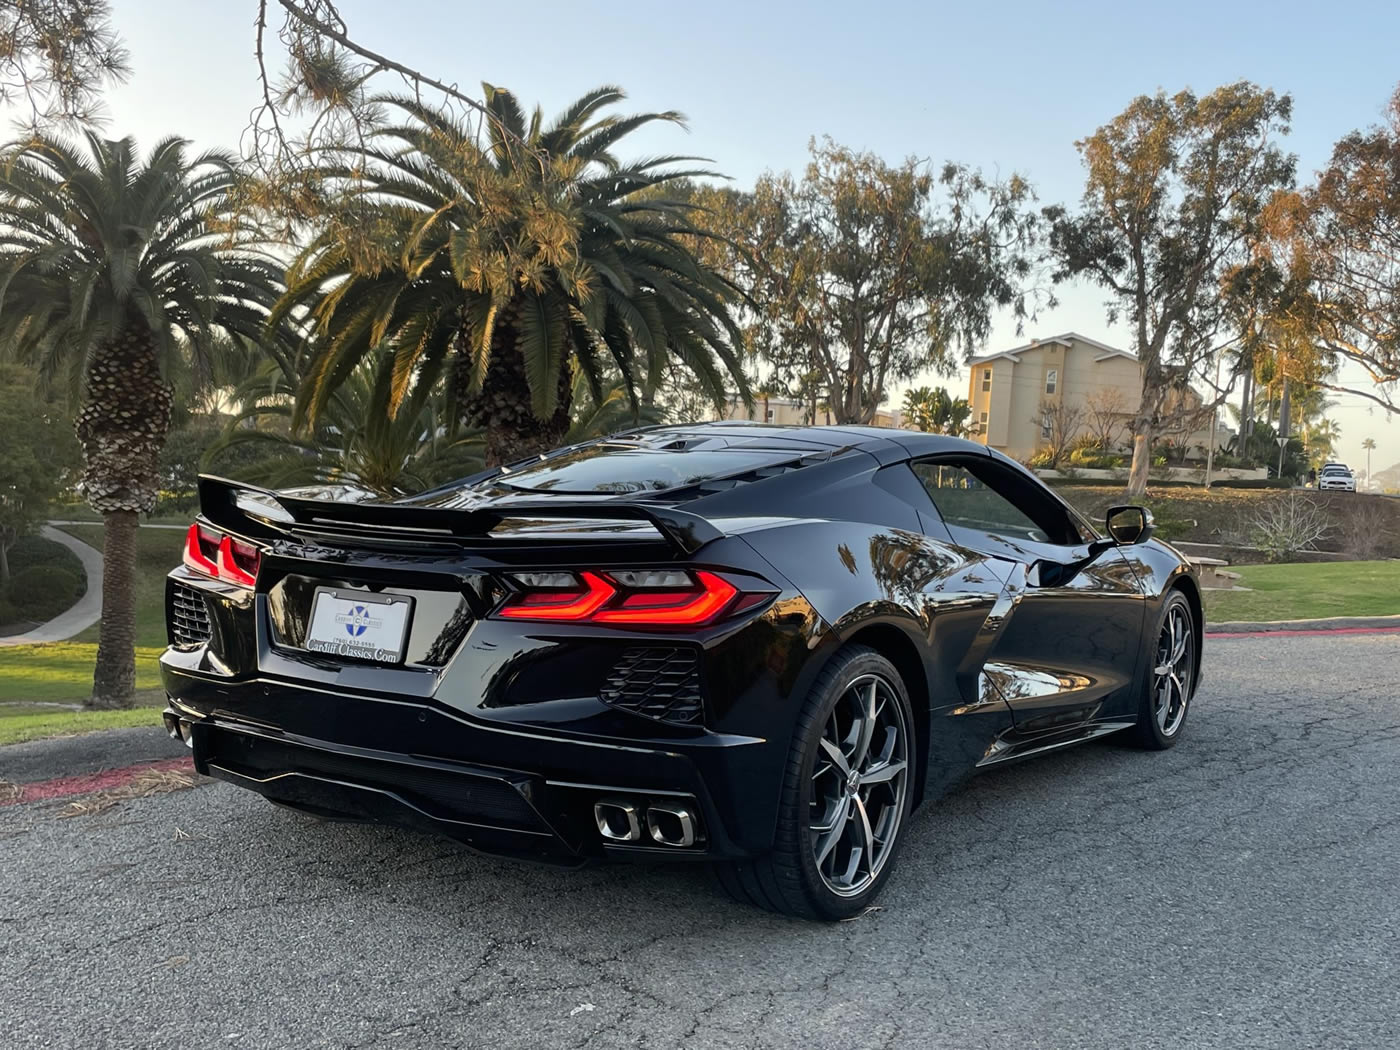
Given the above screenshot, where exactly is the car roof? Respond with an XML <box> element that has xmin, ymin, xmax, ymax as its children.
<box><xmin>407</xmin><ymin>421</ymin><xmax>994</xmax><ymax>523</ymax></box>
<box><xmin>612</xmin><ymin>421</ymin><xmax>987</xmax><ymax>460</ymax></box>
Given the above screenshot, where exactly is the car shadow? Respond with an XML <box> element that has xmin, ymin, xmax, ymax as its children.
<box><xmin>210</xmin><ymin>703</ymin><xmax>1238</xmax><ymax>933</ymax></box>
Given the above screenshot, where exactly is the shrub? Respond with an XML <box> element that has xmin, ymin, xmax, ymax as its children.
<box><xmin>4</xmin><ymin>564</ymin><xmax>85</xmax><ymax>621</ymax></box>
<box><xmin>1333</xmin><ymin>498</ymin><xmax>1399</xmax><ymax>559</ymax></box>
<box><xmin>1140</xmin><ymin>501</ymin><xmax>1194</xmax><ymax>542</ymax></box>
<box><xmin>0</xmin><ymin>596</ymin><xmax>19</xmax><ymax>625</ymax></box>
<box><xmin>6</xmin><ymin>534</ymin><xmax>83</xmax><ymax>577</ymax></box>
<box><xmin>1249</xmin><ymin>494</ymin><xmax>1331</xmax><ymax>561</ymax></box>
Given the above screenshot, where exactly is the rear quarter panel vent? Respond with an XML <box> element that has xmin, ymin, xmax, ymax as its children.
<box><xmin>599</xmin><ymin>647</ymin><xmax>705</xmax><ymax>726</ymax></box>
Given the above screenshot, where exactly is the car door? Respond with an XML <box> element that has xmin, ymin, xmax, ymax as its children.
<box><xmin>910</xmin><ymin>455</ymin><xmax>1147</xmax><ymax>734</ymax></box>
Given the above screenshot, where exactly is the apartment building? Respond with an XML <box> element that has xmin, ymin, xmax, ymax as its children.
<box><xmin>716</xmin><ymin>394</ymin><xmax>903</xmax><ymax>429</ymax></box>
<box><xmin>966</xmin><ymin>332</ymin><xmax>1223</xmax><ymax>461</ymax></box>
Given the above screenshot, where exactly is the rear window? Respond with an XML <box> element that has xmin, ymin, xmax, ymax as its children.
<box><xmin>500</xmin><ymin>444</ymin><xmax>790</xmax><ymax>494</ymax></box>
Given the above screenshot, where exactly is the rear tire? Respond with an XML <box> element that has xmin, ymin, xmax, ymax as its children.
<box><xmin>1128</xmin><ymin>590</ymin><xmax>1197</xmax><ymax>750</ymax></box>
<box><xmin>714</xmin><ymin>645</ymin><xmax>916</xmax><ymax>920</ymax></box>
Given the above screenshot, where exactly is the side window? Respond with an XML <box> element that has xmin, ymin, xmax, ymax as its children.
<box><xmin>911</xmin><ymin>458</ymin><xmax>1085</xmax><ymax>547</ymax></box>
<box><xmin>912</xmin><ymin>462</ymin><xmax>1047</xmax><ymax>542</ymax></box>
<box><xmin>981</xmin><ymin>368</ymin><xmax>992</xmax><ymax>392</ymax></box>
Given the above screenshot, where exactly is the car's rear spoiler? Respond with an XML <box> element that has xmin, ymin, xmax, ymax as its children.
<box><xmin>196</xmin><ymin>475</ymin><xmax>724</xmax><ymax>556</ymax></box>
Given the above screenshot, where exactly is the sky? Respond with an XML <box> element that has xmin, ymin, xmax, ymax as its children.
<box><xmin>71</xmin><ymin>0</ymin><xmax>1400</xmax><ymax>472</ymax></box>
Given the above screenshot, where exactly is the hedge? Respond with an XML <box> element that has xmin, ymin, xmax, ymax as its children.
<box><xmin>4</xmin><ymin>564</ymin><xmax>85</xmax><ymax>621</ymax></box>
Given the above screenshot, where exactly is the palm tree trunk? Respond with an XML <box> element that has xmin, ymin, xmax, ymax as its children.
<box><xmin>459</xmin><ymin>304</ymin><xmax>572</xmax><ymax>467</ymax></box>
<box><xmin>75</xmin><ymin>320</ymin><xmax>173</xmax><ymax>709</ymax></box>
<box><xmin>91</xmin><ymin>510</ymin><xmax>138</xmax><ymax>708</ymax></box>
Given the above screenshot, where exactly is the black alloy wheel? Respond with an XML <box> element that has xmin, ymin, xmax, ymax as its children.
<box><xmin>1131</xmin><ymin>590</ymin><xmax>1197</xmax><ymax>749</ymax></box>
<box><xmin>715</xmin><ymin>645</ymin><xmax>915</xmax><ymax>920</ymax></box>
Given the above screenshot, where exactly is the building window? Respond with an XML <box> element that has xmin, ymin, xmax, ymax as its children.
<box><xmin>1041</xmin><ymin>410</ymin><xmax>1053</xmax><ymax>440</ymax></box>
<box><xmin>1045</xmin><ymin>368</ymin><xmax>1058</xmax><ymax>395</ymax></box>
<box><xmin>979</xmin><ymin>411</ymin><xmax>988</xmax><ymax>423</ymax></box>
<box><xmin>981</xmin><ymin>368</ymin><xmax>992</xmax><ymax>392</ymax></box>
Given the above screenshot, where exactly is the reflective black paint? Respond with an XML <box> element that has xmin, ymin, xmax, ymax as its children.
<box><xmin>162</xmin><ymin>424</ymin><xmax>1202</xmax><ymax>868</ymax></box>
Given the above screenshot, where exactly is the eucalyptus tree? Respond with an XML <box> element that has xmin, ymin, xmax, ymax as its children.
<box><xmin>1046</xmin><ymin>82</ymin><xmax>1296</xmax><ymax>497</ymax></box>
<box><xmin>0</xmin><ymin>133</ymin><xmax>285</xmax><ymax>708</ymax></box>
<box><xmin>710</xmin><ymin>138</ymin><xmax>1044</xmax><ymax>426</ymax></box>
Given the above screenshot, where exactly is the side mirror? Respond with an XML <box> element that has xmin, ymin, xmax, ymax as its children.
<box><xmin>1105</xmin><ymin>505</ymin><xmax>1155</xmax><ymax>545</ymax></box>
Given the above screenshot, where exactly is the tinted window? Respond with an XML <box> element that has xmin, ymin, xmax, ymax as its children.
<box><xmin>912</xmin><ymin>462</ymin><xmax>1048</xmax><ymax>542</ymax></box>
<box><xmin>501</xmin><ymin>444</ymin><xmax>787</xmax><ymax>494</ymax></box>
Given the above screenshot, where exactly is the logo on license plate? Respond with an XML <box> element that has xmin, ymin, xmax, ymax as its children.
<box><xmin>337</xmin><ymin>605</ymin><xmax>380</xmax><ymax>637</ymax></box>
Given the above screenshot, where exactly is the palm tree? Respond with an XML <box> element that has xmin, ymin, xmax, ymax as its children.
<box><xmin>215</xmin><ymin>354</ymin><xmax>661</xmax><ymax>499</ymax></box>
<box><xmin>209</xmin><ymin>348</ymin><xmax>484</xmax><ymax>498</ymax></box>
<box><xmin>902</xmin><ymin>386</ymin><xmax>971</xmax><ymax>435</ymax></box>
<box><xmin>0</xmin><ymin>133</ymin><xmax>284</xmax><ymax>708</ymax></box>
<box><xmin>1362</xmin><ymin>437</ymin><xmax>1377</xmax><ymax>487</ymax></box>
<box><xmin>276</xmin><ymin>86</ymin><xmax>749</xmax><ymax>466</ymax></box>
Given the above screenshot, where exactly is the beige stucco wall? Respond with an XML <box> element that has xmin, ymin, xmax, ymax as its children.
<box><xmin>968</xmin><ymin>336</ymin><xmax>1146</xmax><ymax>461</ymax></box>
<box><xmin>967</xmin><ymin>335</ymin><xmax>1234</xmax><ymax>462</ymax></box>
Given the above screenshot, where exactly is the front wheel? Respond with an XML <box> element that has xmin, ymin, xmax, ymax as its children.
<box><xmin>1129</xmin><ymin>590</ymin><xmax>1197</xmax><ymax>749</ymax></box>
<box><xmin>714</xmin><ymin>645</ymin><xmax>916</xmax><ymax>920</ymax></box>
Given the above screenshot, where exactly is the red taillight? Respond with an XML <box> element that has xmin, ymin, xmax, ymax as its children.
<box><xmin>183</xmin><ymin>524</ymin><xmax>218</xmax><ymax>576</ymax></box>
<box><xmin>497</xmin><ymin>571</ymin><xmax>614</xmax><ymax>621</ymax></box>
<box><xmin>496</xmin><ymin>569</ymin><xmax>749</xmax><ymax>627</ymax></box>
<box><xmin>183</xmin><ymin>523</ymin><xmax>260</xmax><ymax>588</ymax></box>
<box><xmin>595</xmin><ymin>571</ymin><xmax>737</xmax><ymax>624</ymax></box>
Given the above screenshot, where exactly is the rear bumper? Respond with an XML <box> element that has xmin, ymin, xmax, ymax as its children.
<box><xmin>161</xmin><ymin>655</ymin><xmax>779</xmax><ymax>864</ymax></box>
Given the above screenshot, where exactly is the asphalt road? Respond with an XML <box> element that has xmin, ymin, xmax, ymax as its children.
<box><xmin>3</xmin><ymin>631</ymin><xmax>1399</xmax><ymax>1050</ymax></box>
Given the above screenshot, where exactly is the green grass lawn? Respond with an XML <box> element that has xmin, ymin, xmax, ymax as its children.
<box><xmin>49</xmin><ymin>503</ymin><xmax>191</xmax><ymax>526</ymax></box>
<box><xmin>0</xmin><ymin>642</ymin><xmax>166</xmax><ymax>745</ymax></box>
<box><xmin>1</xmin><ymin>521</ymin><xmax>173</xmax><ymax>740</ymax></box>
<box><xmin>57</xmin><ymin>524</ymin><xmax>181</xmax><ymax>649</ymax></box>
<box><xmin>1204</xmin><ymin>560</ymin><xmax>1400</xmax><ymax>623</ymax></box>
<box><xmin>0</xmin><ymin>705</ymin><xmax>164</xmax><ymax>747</ymax></box>
<box><xmin>0</xmin><ymin>642</ymin><xmax>164</xmax><ymax>702</ymax></box>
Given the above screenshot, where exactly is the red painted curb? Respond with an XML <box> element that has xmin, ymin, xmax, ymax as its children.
<box><xmin>2</xmin><ymin>756</ymin><xmax>193</xmax><ymax>806</ymax></box>
<box><xmin>1206</xmin><ymin>626</ymin><xmax>1400</xmax><ymax>640</ymax></box>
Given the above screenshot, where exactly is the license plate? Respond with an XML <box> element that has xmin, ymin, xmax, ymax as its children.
<box><xmin>304</xmin><ymin>589</ymin><xmax>412</xmax><ymax>663</ymax></box>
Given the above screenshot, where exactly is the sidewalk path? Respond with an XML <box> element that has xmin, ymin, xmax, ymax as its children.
<box><xmin>0</xmin><ymin>525</ymin><xmax>104</xmax><ymax>647</ymax></box>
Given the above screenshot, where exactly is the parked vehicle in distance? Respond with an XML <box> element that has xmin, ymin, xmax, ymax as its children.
<box><xmin>161</xmin><ymin>423</ymin><xmax>1203</xmax><ymax>919</ymax></box>
<box><xmin>1318</xmin><ymin>462</ymin><xmax>1357</xmax><ymax>492</ymax></box>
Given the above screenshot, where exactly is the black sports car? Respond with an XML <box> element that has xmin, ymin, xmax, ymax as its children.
<box><xmin>161</xmin><ymin>422</ymin><xmax>1201</xmax><ymax>919</ymax></box>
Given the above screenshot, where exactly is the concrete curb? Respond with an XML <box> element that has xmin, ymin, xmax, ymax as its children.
<box><xmin>1206</xmin><ymin>614</ymin><xmax>1400</xmax><ymax>634</ymax></box>
<box><xmin>0</xmin><ymin>724</ymin><xmax>185</xmax><ymax>782</ymax></box>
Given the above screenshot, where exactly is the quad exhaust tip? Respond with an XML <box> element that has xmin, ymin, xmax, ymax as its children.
<box><xmin>163</xmin><ymin>712</ymin><xmax>194</xmax><ymax>748</ymax></box>
<box><xmin>645</xmin><ymin>803</ymin><xmax>696</xmax><ymax>848</ymax></box>
<box><xmin>594</xmin><ymin>798</ymin><xmax>641</xmax><ymax>842</ymax></box>
<box><xmin>594</xmin><ymin>797</ymin><xmax>697</xmax><ymax>848</ymax></box>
